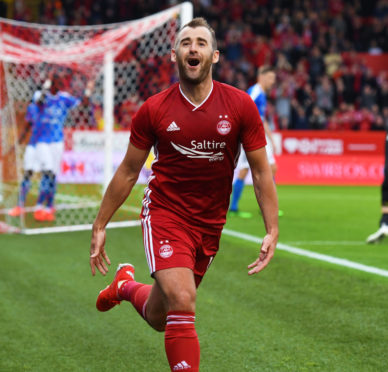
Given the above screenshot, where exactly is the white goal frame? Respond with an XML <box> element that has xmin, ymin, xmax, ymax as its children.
<box><xmin>0</xmin><ymin>2</ymin><xmax>193</xmax><ymax>234</ymax></box>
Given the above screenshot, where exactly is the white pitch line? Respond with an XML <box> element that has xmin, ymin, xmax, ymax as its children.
<box><xmin>23</xmin><ymin>220</ymin><xmax>141</xmax><ymax>235</ymax></box>
<box><xmin>285</xmin><ymin>241</ymin><xmax>366</xmax><ymax>246</ymax></box>
<box><xmin>222</xmin><ymin>228</ymin><xmax>388</xmax><ymax>278</ymax></box>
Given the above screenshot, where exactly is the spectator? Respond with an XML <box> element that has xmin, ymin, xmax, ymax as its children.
<box><xmin>360</xmin><ymin>85</ymin><xmax>377</xmax><ymax>110</ymax></box>
<box><xmin>383</xmin><ymin>107</ymin><xmax>388</xmax><ymax>130</ymax></box>
<box><xmin>315</xmin><ymin>75</ymin><xmax>335</xmax><ymax>114</ymax></box>
<box><xmin>275</xmin><ymin>81</ymin><xmax>292</xmax><ymax>128</ymax></box>
<box><xmin>379</xmin><ymin>80</ymin><xmax>388</xmax><ymax>108</ymax></box>
<box><xmin>308</xmin><ymin>46</ymin><xmax>325</xmax><ymax>86</ymax></box>
<box><xmin>308</xmin><ymin>106</ymin><xmax>327</xmax><ymax>130</ymax></box>
<box><xmin>324</xmin><ymin>45</ymin><xmax>342</xmax><ymax>77</ymax></box>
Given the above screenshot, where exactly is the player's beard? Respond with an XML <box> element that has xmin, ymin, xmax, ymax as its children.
<box><xmin>176</xmin><ymin>52</ymin><xmax>213</xmax><ymax>85</ymax></box>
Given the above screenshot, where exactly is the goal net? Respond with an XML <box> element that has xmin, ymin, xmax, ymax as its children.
<box><xmin>0</xmin><ymin>2</ymin><xmax>193</xmax><ymax>234</ymax></box>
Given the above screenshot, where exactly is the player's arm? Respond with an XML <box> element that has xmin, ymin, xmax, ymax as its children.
<box><xmin>90</xmin><ymin>143</ymin><xmax>150</xmax><ymax>276</ymax></box>
<box><xmin>262</xmin><ymin>119</ymin><xmax>276</xmax><ymax>150</ymax></box>
<box><xmin>81</xmin><ymin>79</ymin><xmax>95</xmax><ymax>104</ymax></box>
<box><xmin>245</xmin><ymin>147</ymin><xmax>279</xmax><ymax>275</ymax></box>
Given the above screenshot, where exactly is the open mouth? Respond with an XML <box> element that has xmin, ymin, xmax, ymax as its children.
<box><xmin>188</xmin><ymin>58</ymin><xmax>200</xmax><ymax>67</ymax></box>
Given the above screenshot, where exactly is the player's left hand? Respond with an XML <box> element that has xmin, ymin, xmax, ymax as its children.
<box><xmin>247</xmin><ymin>234</ymin><xmax>277</xmax><ymax>275</ymax></box>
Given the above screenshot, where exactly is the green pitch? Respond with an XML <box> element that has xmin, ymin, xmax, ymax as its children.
<box><xmin>1</xmin><ymin>185</ymin><xmax>387</xmax><ymax>371</ymax></box>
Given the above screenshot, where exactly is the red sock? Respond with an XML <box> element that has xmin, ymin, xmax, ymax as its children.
<box><xmin>164</xmin><ymin>311</ymin><xmax>200</xmax><ymax>372</ymax></box>
<box><xmin>118</xmin><ymin>281</ymin><xmax>152</xmax><ymax>320</ymax></box>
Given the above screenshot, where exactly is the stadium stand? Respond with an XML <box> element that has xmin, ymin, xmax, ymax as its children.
<box><xmin>2</xmin><ymin>0</ymin><xmax>388</xmax><ymax>130</ymax></box>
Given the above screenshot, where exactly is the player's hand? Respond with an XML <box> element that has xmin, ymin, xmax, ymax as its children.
<box><xmin>90</xmin><ymin>227</ymin><xmax>111</xmax><ymax>276</ymax></box>
<box><xmin>86</xmin><ymin>79</ymin><xmax>95</xmax><ymax>89</ymax></box>
<box><xmin>247</xmin><ymin>234</ymin><xmax>277</xmax><ymax>275</ymax></box>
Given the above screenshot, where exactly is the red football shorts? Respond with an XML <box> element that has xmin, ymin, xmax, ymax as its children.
<box><xmin>141</xmin><ymin>213</ymin><xmax>222</xmax><ymax>287</ymax></box>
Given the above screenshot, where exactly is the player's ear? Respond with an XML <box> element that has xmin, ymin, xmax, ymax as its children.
<box><xmin>212</xmin><ymin>49</ymin><xmax>219</xmax><ymax>64</ymax></box>
<box><xmin>171</xmin><ymin>49</ymin><xmax>177</xmax><ymax>63</ymax></box>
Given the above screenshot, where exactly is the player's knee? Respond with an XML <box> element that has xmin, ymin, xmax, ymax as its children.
<box><xmin>167</xmin><ymin>289</ymin><xmax>196</xmax><ymax>312</ymax></box>
<box><xmin>147</xmin><ymin>317</ymin><xmax>166</xmax><ymax>333</ymax></box>
<box><xmin>271</xmin><ymin>163</ymin><xmax>277</xmax><ymax>176</ymax></box>
<box><xmin>238</xmin><ymin>168</ymin><xmax>249</xmax><ymax>179</ymax></box>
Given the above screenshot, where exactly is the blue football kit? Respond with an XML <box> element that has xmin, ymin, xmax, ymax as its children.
<box><xmin>32</xmin><ymin>90</ymin><xmax>80</xmax><ymax>143</ymax></box>
<box><xmin>246</xmin><ymin>83</ymin><xmax>267</xmax><ymax>120</ymax></box>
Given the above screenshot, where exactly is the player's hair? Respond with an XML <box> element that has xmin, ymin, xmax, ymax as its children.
<box><xmin>258</xmin><ymin>65</ymin><xmax>276</xmax><ymax>76</ymax></box>
<box><xmin>175</xmin><ymin>17</ymin><xmax>217</xmax><ymax>51</ymax></box>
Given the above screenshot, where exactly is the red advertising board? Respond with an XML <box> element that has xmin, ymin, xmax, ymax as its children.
<box><xmin>275</xmin><ymin>131</ymin><xmax>386</xmax><ymax>185</ymax></box>
<box><xmin>276</xmin><ymin>155</ymin><xmax>383</xmax><ymax>185</ymax></box>
<box><xmin>279</xmin><ymin>130</ymin><xmax>385</xmax><ymax>157</ymax></box>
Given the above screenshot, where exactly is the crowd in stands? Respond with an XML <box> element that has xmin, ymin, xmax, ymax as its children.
<box><xmin>4</xmin><ymin>0</ymin><xmax>388</xmax><ymax>131</ymax></box>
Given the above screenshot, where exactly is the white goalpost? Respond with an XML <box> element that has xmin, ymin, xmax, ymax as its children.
<box><xmin>0</xmin><ymin>2</ymin><xmax>193</xmax><ymax>234</ymax></box>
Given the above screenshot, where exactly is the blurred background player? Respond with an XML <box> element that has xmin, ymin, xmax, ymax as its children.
<box><xmin>8</xmin><ymin>73</ymin><xmax>94</xmax><ymax>222</ymax></box>
<box><xmin>229</xmin><ymin>66</ymin><xmax>281</xmax><ymax>217</ymax></box>
<box><xmin>366</xmin><ymin>134</ymin><xmax>388</xmax><ymax>243</ymax></box>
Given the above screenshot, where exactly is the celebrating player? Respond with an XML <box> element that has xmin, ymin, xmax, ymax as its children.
<box><xmin>90</xmin><ymin>18</ymin><xmax>278</xmax><ymax>372</ymax></box>
<box><xmin>8</xmin><ymin>73</ymin><xmax>94</xmax><ymax>221</ymax></box>
<box><xmin>229</xmin><ymin>66</ymin><xmax>280</xmax><ymax>217</ymax></box>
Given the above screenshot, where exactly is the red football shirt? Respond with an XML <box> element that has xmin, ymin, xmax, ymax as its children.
<box><xmin>130</xmin><ymin>80</ymin><xmax>266</xmax><ymax>232</ymax></box>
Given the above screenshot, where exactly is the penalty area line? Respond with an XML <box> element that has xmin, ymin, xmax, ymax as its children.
<box><xmin>222</xmin><ymin>228</ymin><xmax>388</xmax><ymax>278</ymax></box>
<box><xmin>23</xmin><ymin>220</ymin><xmax>142</xmax><ymax>235</ymax></box>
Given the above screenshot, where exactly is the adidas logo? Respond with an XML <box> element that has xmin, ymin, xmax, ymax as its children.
<box><xmin>167</xmin><ymin>121</ymin><xmax>180</xmax><ymax>132</ymax></box>
<box><xmin>173</xmin><ymin>360</ymin><xmax>191</xmax><ymax>370</ymax></box>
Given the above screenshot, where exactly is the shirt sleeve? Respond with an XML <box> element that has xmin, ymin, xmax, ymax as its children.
<box><xmin>240</xmin><ymin>93</ymin><xmax>267</xmax><ymax>152</ymax></box>
<box><xmin>61</xmin><ymin>92</ymin><xmax>80</xmax><ymax>108</ymax></box>
<box><xmin>130</xmin><ymin>101</ymin><xmax>155</xmax><ymax>150</ymax></box>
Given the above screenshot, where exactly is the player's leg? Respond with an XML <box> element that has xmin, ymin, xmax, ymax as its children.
<box><xmin>110</xmin><ymin>267</ymin><xmax>200</xmax><ymax>371</ymax></box>
<box><xmin>366</xmin><ymin>139</ymin><xmax>388</xmax><ymax>243</ymax></box>
<box><xmin>230</xmin><ymin>150</ymin><xmax>252</xmax><ymax>217</ymax></box>
<box><xmin>34</xmin><ymin>170</ymin><xmax>56</xmax><ymax>221</ymax></box>
<box><xmin>153</xmin><ymin>267</ymin><xmax>199</xmax><ymax>372</ymax></box>
<box><xmin>96</xmin><ymin>215</ymin><xmax>202</xmax><ymax>371</ymax></box>
<box><xmin>32</xmin><ymin>143</ymin><xmax>52</xmax><ymax>220</ymax></box>
<box><xmin>266</xmin><ymin>141</ymin><xmax>283</xmax><ymax>217</ymax></box>
<box><xmin>8</xmin><ymin>170</ymin><xmax>33</xmax><ymax>216</ymax></box>
<box><xmin>366</xmin><ymin>176</ymin><xmax>388</xmax><ymax>243</ymax></box>
<box><xmin>19</xmin><ymin>170</ymin><xmax>33</xmax><ymax>206</ymax></box>
<box><xmin>44</xmin><ymin>142</ymin><xmax>63</xmax><ymax>219</ymax></box>
<box><xmin>230</xmin><ymin>167</ymin><xmax>248</xmax><ymax>210</ymax></box>
<box><xmin>157</xmin><ymin>230</ymin><xmax>220</xmax><ymax>372</ymax></box>
<box><xmin>45</xmin><ymin>171</ymin><xmax>56</xmax><ymax>210</ymax></box>
<box><xmin>34</xmin><ymin>142</ymin><xmax>62</xmax><ymax>221</ymax></box>
<box><xmin>36</xmin><ymin>170</ymin><xmax>50</xmax><ymax>206</ymax></box>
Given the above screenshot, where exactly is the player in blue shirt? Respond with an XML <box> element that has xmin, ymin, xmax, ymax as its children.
<box><xmin>8</xmin><ymin>73</ymin><xmax>94</xmax><ymax>221</ymax></box>
<box><xmin>229</xmin><ymin>66</ymin><xmax>279</xmax><ymax>217</ymax></box>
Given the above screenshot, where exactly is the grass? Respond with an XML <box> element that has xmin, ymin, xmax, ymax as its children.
<box><xmin>1</xmin><ymin>185</ymin><xmax>387</xmax><ymax>371</ymax></box>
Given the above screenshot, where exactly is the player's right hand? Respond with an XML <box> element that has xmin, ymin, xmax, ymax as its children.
<box><xmin>90</xmin><ymin>227</ymin><xmax>111</xmax><ymax>276</ymax></box>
